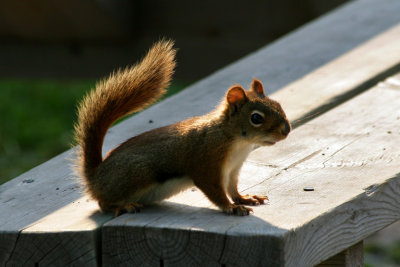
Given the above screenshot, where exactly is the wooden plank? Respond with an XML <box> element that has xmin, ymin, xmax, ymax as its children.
<box><xmin>4</xmin><ymin>197</ymin><xmax>112</xmax><ymax>266</ymax></box>
<box><xmin>104</xmin><ymin>20</ymin><xmax>400</xmax><ymax>153</ymax></box>
<box><xmin>245</xmin><ymin>74</ymin><xmax>400</xmax><ymax>265</ymax></box>
<box><xmin>0</xmin><ymin>150</ymin><xmax>112</xmax><ymax>266</ymax></box>
<box><xmin>273</xmin><ymin>22</ymin><xmax>400</xmax><ymax>127</ymax></box>
<box><xmin>318</xmin><ymin>241</ymin><xmax>363</xmax><ymax>267</ymax></box>
<box><xmin>1</xmin><ymin>0</ymin><xmax>400</xmax><ymax>265</ymax></box>
<box><xmin>102</xmin><ymin>75</ymin><xmax>400</xmax><ymax>266</ymax></box>
<box><xmin>102</xmin><ymin>203</ymin><xmax>286</xmax><ymax>266</ymax></box>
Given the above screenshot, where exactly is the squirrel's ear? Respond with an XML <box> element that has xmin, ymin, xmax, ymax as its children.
<box><xmin>227</xmin><ymin>85</ymin><xmax>247</xmax><ymax>105</ymax></box>
<box><xmin>251</xmin><ymin>78</ymin><xmax>265</xmax><ymax>96</ymax></box>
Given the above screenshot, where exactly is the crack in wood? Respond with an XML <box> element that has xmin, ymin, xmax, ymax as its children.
<box><xmin>4</xmin><ymin>231</ymin><xmax>20</xmax><ymax>266</ymax></box>
<box><xmin>218</xmin><ymin>223</ymin><xmax>238</xmax><ymax>266</ymax></box>
<box><xmin>218</xmin><ymin>234</ymin><xmax>228</xmax><ymax>265</ymax></box>
<box><xmin>322</xmin><ymin>137</ymin><xmax>363</xmax><ymax>169</ymax></box>
<box><xmin>2</xmin><ymin>197</ymin><xmax>16</xmax><ymax>204</ymax></box>
<box><xmin>27</xmin><ymin>237</ymin><xmax>63</xmax><ymax>266</ymax></box>
<box><xmin>240</xmin><ymin>168</ymin><xmax>283</xmax><ymax>193</ymax></box>
<box><xmin>242</xmin><ymin>150</ymin><xmax>322</xmax><ymax>193</ymax></box>
<box><xmin>291</xmin><ymin>61</ymin><xmax>400</xmax><ymax>129</ymax></box>
<box><xmin>284</xmin><ymin>150</ymin><xmax>322</xmax><ymax>171</ymax></box>
<box><xmin>364</xmin><ymin>184</ymin><xmax>380</xmax><ymax>197</ymax></box>
<box><xmin>246</xmin><ymin>160</ymin><xmax>279</xmax><ymax>169</ymax></box>
<box><xmin>64</xmin><ymin>248</ymin><xmax>93</xmax><ymax>266</ymax></box>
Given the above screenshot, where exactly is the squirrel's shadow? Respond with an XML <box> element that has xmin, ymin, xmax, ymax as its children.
<box><xmin>90</xmin><ymin>200</ymin><xmax>282</xmax><ymax>235</ymax></box>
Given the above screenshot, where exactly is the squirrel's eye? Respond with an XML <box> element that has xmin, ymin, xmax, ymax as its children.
<box><xmin>250</xmin><ymin>112</ymin><xmax>264</xmax><ymax>126</ymax></box>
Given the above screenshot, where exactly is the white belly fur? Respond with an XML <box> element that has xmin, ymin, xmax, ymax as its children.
<box><xmin>138</xmin><ymin>176</ymin><xmax>193</xmax><ymax>205</ymax></box>
<box><xmin>222</xmin><ymin>140</ymin><xmax>254</xmax><ymax>191</ymax></box>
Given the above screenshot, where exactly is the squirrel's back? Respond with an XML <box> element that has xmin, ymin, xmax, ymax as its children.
<box><xmin>74</xmin><ymin>40</ymin><xmax>176</xmax><ymax>196</ymax></box>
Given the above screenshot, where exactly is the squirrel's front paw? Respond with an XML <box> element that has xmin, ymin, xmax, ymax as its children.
<box><xmin>115</xmin><ymin>202</ymin><xmax>143</xmax><ymax>216</ymax></box>
<box><xmin>224</xmin><ymin>204</ymin><xmax>253</xmax><ymax>216</ymax></box>
<box><xmin>233</xmin><ymin>194</ymin><xmax>269</xmax><ymax>206</ymax></box>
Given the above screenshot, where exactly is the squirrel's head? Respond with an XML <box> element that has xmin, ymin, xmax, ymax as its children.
<box><xmin>224</xmin><ymin>78</ymin><xmax>291</xmax><ymax>146</ymax></box>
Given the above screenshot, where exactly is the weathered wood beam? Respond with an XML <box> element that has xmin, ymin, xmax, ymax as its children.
<box><xmin>103</xmin><ymin>73</ymin><xmax>400</xmax><ymax>266</ymax></box>
<box><xmin>318</xmin><ymin>241</ymin><xmax>363</xmax><ymax>267</ymax></box>
<box><xmin>104</xmin><ymin>3</ymin><xmax>400</xmax><ymax>154</ymax></box>
<box><xmin>2</xmin><ymin>0</ymin><xmax>400</xmax><ymax>265</ymax></box>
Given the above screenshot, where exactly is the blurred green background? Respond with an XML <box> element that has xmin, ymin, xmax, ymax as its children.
<box><xmin>0</xmin><ymin>79</ymin><xmax>187</xmax><ymax>185</ymax></box>
<box><xmin>0</xmin><ymin>79</ymin><xmax>91</xmax><ymax>184</ymax></box>
<box><xmin>0</xmin><ymin>0</ymin><xmax>349</xmax><ymax>184</ymax></box>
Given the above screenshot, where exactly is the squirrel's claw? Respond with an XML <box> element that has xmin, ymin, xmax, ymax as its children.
<box><xmin>224</xmin><ymin>204</ymin><xmax>253</xmax><ymax>216</ymax></box>
<box><xmin>233</xmin><ymin>194</ymin><xmax>269</xmax><ymax>206</ymax></box>
<box><xmin>114</xmin><ymin>203</ymin><xmax>143</xmax><ymax>217</ymax></box>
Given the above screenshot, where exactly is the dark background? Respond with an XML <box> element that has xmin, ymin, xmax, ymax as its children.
<box><xmin>0</xmin><ymin>0</ymin><xmax>348</xmax><ymax>82</ymax></box>
<box><xmin>3</xmin><ymin>1</ymin><xmax>400</xmax><ymax>265</ymax></box>
<box><xmin>0</xmin><ymin>0</ymin><xmax>349</xmax><ymax>190</ymax></box>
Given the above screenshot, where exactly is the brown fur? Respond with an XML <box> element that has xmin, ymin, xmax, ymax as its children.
<box><xmin>74</xmin><ymin>40</ymin><xmax>291</xmax><ymax>216</ymax></box>
<box><xmin>74</xmin><ymin>40</ymin><xmax>175</xmax><ymax>188</ymax></box>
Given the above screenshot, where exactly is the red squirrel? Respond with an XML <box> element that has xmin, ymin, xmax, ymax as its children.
<box><xmin>74</xmin><ymin>40</ymin><xmax>291</xmax><ymax>216</ymax></box>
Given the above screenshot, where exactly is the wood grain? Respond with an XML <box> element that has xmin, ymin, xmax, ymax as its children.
<box><xmin>102</xmin><ymin>75</ymin><xmax>400</xmax><ymax>266</ymax></box>
<box><xmin>103</xmin><ymin>18</ymin><xmax>400</xmax><ymax>155</ymax></box>
<box><xmin>318</xmin><ymin>241</ymin><xmax>364</xmax><ymax>267</ymax></box>
<box><xmin>3</xmin><ymin>196</ymin><xmax>112</xmax><ymax>266</ymax></box>
<box><xmin>1</xmin><ymin>0</ymin><xmax>400</xmax><ymax>265</ymax></box>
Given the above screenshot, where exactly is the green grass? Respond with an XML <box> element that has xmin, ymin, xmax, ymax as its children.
<box><xmin>0</xmin><ymin>79</ymin><xmax>188</xmax><ymax>185</ymax></box>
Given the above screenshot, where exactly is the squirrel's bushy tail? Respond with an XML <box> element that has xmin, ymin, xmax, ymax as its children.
<box><xmin>74</xmin><ymin>40</ymin><xmax>176</xmax><ymax>184</ymax></box>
